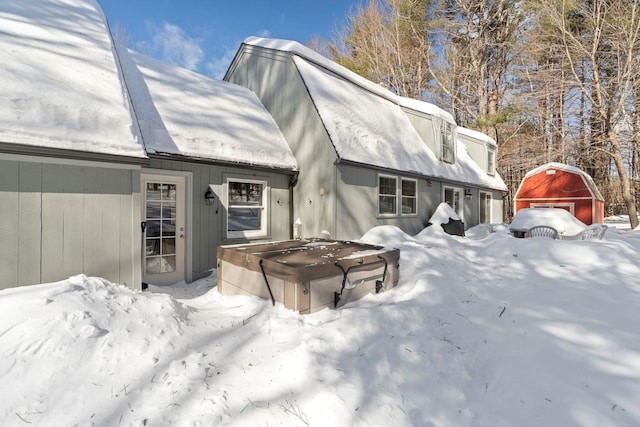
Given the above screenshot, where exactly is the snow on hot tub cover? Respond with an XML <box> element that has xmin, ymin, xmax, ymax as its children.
<box><xmin>217</xmin><ymin>239</ymin><xmax>399</xmax><ymax>284</ymax></box>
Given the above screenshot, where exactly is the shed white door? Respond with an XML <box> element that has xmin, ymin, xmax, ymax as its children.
<box><xmin>142</xmin><ymin>174</ymin><xmax>186</xmax><ymax>286</ymax></box>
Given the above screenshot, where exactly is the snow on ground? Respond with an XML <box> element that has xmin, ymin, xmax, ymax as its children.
<box><xmin>2</xmin><ymin>219</ymin><xmax>640</xmax><ymax>426</ymax></box>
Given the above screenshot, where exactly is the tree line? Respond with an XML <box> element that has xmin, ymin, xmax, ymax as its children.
<box><xmin>316</xmin><ymin>0</ymin><xmax>640</xmax><ymax>227</ymax></box>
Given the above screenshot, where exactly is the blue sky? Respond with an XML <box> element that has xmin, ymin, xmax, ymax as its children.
<box><xmin>97</xmin><ymin>0</ymin><xmax>358</xmax><ymax>79</ymax></box>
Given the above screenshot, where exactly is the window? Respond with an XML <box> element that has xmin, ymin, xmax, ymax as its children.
<box><xmin>379</xmin><ymin>175</ymin><xmax>418</xmax><ymax>216</ymax></box>
<box><xmin>479</xmin><ymin>192</ymin><xmax>492</xmax><ymax>224</ymax></box>
<box><xmin>378</xmin><ymin>175</ymin><xmax>397</xmax><ymax>215</ymax></box>
<box><xmin>227</xmin><ymin>178</ymin><xmax>267</xmax><ymax>238</ymax></box>
<box><xmin>487</xmin><ymin>147</ymin><xmax>496</xmax><ymax>175</ymax></box>
<box><xmin>401</xmin><ymin>178</ymin><xmax>417</xmax><ymax>214</ymax></box>
<box><xmin>441</xmin><ymin>121</ymin><xmax>455</xmax><ymax>163</ymax></box>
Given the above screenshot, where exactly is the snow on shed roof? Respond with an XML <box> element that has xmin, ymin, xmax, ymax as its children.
<box><xmin>0</xmin><ymin>0</ymin><xmax>146</xmax><ymax>159</ymax></box>
<box><xmin>524</xmin><ymin>162</ymin><xmax>603</xmax><ymax>201</ymax></box>
<box><xmin>117</xmin><ymin>46</ymin><xmax>297</xmax><ymax>170</ymax></box>
<box><xmin>243</xmin><ymin>37</ymin><xmax>506</xmax><ymax>191</ymax></box>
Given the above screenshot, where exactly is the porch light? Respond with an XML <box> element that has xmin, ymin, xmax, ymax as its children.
<box><xmin>204</xmin><ymin>188</ymin><xmax>215</xmax><ymax>206</ymax></box>
<box><xmin>465</xmin><ymin>188</ymin><xmax>472</xmax><ymax>200</ymax></box>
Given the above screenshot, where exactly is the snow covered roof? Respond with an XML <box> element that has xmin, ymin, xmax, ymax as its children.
<box><xmin>524</xmin><ymin>162</ymin><xmax>603</xmax><ymax>200</ymax></box>
<box><xmin>117</xmin><ymin>47</ymin><xmax>297</xmax><ymax>170</ymax></box>
<box><xmin>0</xmin><ymin>0</ymin><xmax>146</xmax><ymax>159</ymax></box>
<box><xmin>458</xmin><ymin>126</ymin><xmax>498</xmax><ymax>147</ymax></box>
<box><xmin>242</xmin><ymin>37</ymin><xmax>507</xmax><ymax>191</ymax></box>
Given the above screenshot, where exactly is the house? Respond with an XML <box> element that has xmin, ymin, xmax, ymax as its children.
<box><xmin>224</xmin><ymin>37</ymin><xmax>507</xmax><ymax>240</ymax></box>
<box><xmin>0</xmin><ymin>0</ymin><xmax>297</xmax><ymax>290</ymax></box>
<box><xmin>514</xmin><ymin>162</ymin><xmax>604</xmax><ymax>225</ymax></box>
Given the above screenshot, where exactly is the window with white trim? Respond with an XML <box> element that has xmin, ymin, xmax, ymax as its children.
<box><xmin>227</xmin><ymin>178</ymin><xmax>267</xmax><ymax>238</ymax></box>
<box><xmin>441</xmin><ymin>121</ymin><xmax>455</xmax><ymax>163</ymax></box>
<box><xmin>378</xmin><ymin>175</ymin><xmax>397</xmax><ymax>215</ymax></box>
<box><xmin>487</xmin><ymin>147</ymin><xmax>496</xmax><ymax>175</ymax></box>
<box><xmin>378</xmin><ymin>175</ymin><xmax>418</xmax><ymax>216</ymax></box>
<box><xmin>401</xmin><ymin>178</ymin><xmax>417</xmax><ymax>214</ymax></box>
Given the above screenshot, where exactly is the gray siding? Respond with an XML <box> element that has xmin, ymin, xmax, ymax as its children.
<box><xmin>147</xmin><ymin>159</ymin><xmax>292</xmax><ymax>280</ymax></box>
<box><xmin>227</xmin><ymin>46</ymin><xmax>338</xmax><ymax>238</ymax></box>
<box><xmin>459</xmin><ymin>134</ymin><xmax>486</xmax><ymax>172</ymax></box>
<box><xmin>0</xmin><ymin>157</ymin><xmax>141</xmax><ymax>290</ymax></box>
<box><xmin>404</xmin><ymin>109</ymin><xmax>437</xmax><ymax>154</ymax></box>
<box><xmin>336</xmin><ymin>164</ymin><xmax>441</xmax><ymax>239</ymax></box>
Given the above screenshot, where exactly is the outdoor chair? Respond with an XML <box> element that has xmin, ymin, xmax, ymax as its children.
<box><xmin>578</xmin><ymin>224</ymin><xmax>608</xmax><ymax>240</ymax></box>
<box><xmin>524</xmin><ymin>225</ymin><xmax>559</xmax><ymax>239</ymax></box>
<box><xmin>560</xmin><ymin>224</ymin><xmax>608</xmax><ymax>240</ymax></box>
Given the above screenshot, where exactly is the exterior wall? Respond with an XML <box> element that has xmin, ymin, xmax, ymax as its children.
<box><xmin>0</xmin><ymin>154</ymin><xmax>141</xmax><ymax>290</ymax></box>
<box><xmin>226</xmin><ymin>44</ymin><xmax>505</xmax><ymax>238</ymax></box>
<box><xmin>226</xmin><ymin>46</ymin><xmax>338</xmax><ymax>239</ymax></box>
<box><xmin>148</xmin><ymin>158</ymin><xmax>293</xmax><ymax>281</ymax></box>
<box><xmin>335</xmin><ymin>164</ymin><xmax>440</xmax><ymax>239</ymax></box>
<box><xmin>404</xmin><ymin>110</ymin><xmax>437</xmax><ymax>154</ymax></box>
<box><xmin>515</xmin><ymin>169</ymin><xmax>602</xmax><ymax>225</ymax></box>
<box><xmin>459</xmin><ymin>134</ymin><xmax>486</xmax><ymax>171</ymax></box>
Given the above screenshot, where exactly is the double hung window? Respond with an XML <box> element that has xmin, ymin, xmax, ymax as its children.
<box><xmin>378</xmin><ymin>175</ymin><xmax>417</xmax><ymax>216</ymax></box>
<box><xmin>227</xmin><ymin>178</ymin><xmax>267</xmax><ymax>238</ymax></box>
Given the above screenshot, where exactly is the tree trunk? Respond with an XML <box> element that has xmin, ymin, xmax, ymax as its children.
<box><xmin>609</xmin><ymin>131</ymin><xmax>639</xmax><ymax>229</ymax></box>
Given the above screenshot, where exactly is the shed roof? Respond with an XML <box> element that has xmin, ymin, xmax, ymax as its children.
<box><xmin>0</xmin><ymin>0</ymin><xmax>146</xmax><ymax>159</ymax></box>
<box><xmin>522</xmin><ymin>162</ymin><xmax>604</xmax><ymax>201</ymax></box>
<box><xmin>117</xmin><ymin>46</ymin><xmax>297</xmax><ymax>171</ymax></box>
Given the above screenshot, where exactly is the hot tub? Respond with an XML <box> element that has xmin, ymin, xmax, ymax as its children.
<box><xmin>217</xmin><ymin>239</ymin><xmax>400</xmax><ymax>314</ymax></box>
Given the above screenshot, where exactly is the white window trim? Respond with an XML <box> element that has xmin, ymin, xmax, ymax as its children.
<box><xmin>378</xmin><ymin>174</ymin><xmax>419</xmax><ymax>217</ymax></box>
<box><xmin>401</xmin><ymin>177</ymin><xmax>418</xmax><ymax>216</ymax></box>
<box><xmin>440</xmin><ymin>121</ymin><xmax>456</xmax><ymax>164</ymax></box>
<box><xmin>226</xmin><ymin>177</ymin><xmax>268</xmax><ymax>239</ymax></box>
<box><xmin>378</xmin><ymin>174</ymin><xmax>398</xmax><ymax>216</ymax></box>
<box><xmin>487</xmin><ymin>146</ymin><xmax>496</xmax><ymax>175</ymax></box>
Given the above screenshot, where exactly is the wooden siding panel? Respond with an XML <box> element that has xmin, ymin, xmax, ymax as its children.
<box><xmin>18</xmin><ymin>162</ymin><xmax>42</xmax><ymax>286</ymax></box>
<box><xmin>147</xmin><ymin>162</ymin><xmax>293</xmax><ymax>282</ymax></box>
<box><xmin>0</xmin><ymin>160</ymin><xmax>19</xmax><ymax>289</ymax></box>
<box><xmin>41</xmin><ymin>164</ymin><xmax>65</xmax><ymax>282</ymax></box>
<box><xmin>118</xmin><ymin>170</ymin><xmax>139</xmax><ymax>288</ymax></box>
<box><xmin>62</xmin><ymin>166</ymin><xmax>86</xmax><ymax>279</ymax></box>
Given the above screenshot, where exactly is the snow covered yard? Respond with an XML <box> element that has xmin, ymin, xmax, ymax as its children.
<box><xmin>1</xmin><ymin>223</ymin><xmax>640</xmax><ymax>426</ymax></box>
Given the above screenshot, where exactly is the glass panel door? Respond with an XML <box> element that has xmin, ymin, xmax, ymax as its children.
<box><xmin>145</xmin><ymin>182</ymin><xmax>177</xmax><ymax>274</ymax></box>
<box><xmin>142</xmin><ymin>174</ymin><xmax>186</xmax><ymax>286</ymax></box>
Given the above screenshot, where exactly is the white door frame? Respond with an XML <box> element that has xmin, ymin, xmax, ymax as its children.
<box><xmin>141</xmin><ymin>170</ymin><xmax>192</xmax><ymax>285</ymax></box>
<box><xmin>443</xmin><ymin>185</ymin><xmax>464</xmax><ymax>221</ymax></box>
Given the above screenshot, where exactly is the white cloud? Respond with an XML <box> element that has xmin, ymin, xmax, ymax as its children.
<box><xmin>146</xmin><ymin>21</ymin><xmax>204</xmax><ymax>71</ymax></box>
<box><xmin>205</xmin><ymin>46</ymin><xmax>242</xmax><ymax>80</ymax></box>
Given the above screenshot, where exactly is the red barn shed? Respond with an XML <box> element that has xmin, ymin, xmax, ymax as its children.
<box><xmin>515</xmin><ymin>162</ymin><xmax>604</xmax><ymax>225</ymax></box>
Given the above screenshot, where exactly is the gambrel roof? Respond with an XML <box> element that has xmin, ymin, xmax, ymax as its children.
<box><xmin>0</xmin><ymin>0</ymin><xmax>145</xmax><ymax>159</ymax></box>
<box><xmin>117</xmin><ymin>46</ymin><xmax>297</xmax><ymax>170</ymax></box>
<box><xmin>240</xmin><ymin>37</ymin><xmax>506</xmax><ymax>191</ymax></box>
<box><xmin>0</xmin><ymin>0</ymin><xmax>297</xmax><ymax>171</ymax></box>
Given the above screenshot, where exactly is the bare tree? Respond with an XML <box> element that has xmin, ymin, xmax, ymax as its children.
<box><xmin>330</xmin><ymin>0</ymin><xmax>433</xmax><ymax>98</ymax></box>
<box><xmin>533</xmin><ymin>0</ymin><xmax>640</xmax><ymax>228</ymax></box>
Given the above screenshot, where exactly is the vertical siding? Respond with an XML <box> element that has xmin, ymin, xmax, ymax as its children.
<box><xmin>148</xmin><ymin>160</ymin><xmax>293</xmax><ymax>281</ymax></box>
<box><xmin>227</xmin><ymin>47</ymin><xmax>337</xmax><ymax>238</ymax></box>
<box><xmin>0</xmin><ymin>157</ymin><xmax>141</xmax><ymax>290</ymax></box>
<box><xmin>404</xmin><ymin>110</ymin><xmax>437</xmax><ymax>154</ymax></box>
<box><xmin>459</xmin><ymin>135</ymin><xmax>486</xmax><ymax>171</ymax></box>
<box><xmin>0</xmin><ymin>160</ymin><xmax>19</xmax><ymax>285</ymax></box>
<box><xmin>18</xmin><ymin>162</ymin><xmax>42</xmax><ymax>285</ymax></box>
<box><xmin>336</xmin><ymin>164</ymin><xmax>438</xmax><ymax>239</ymax></box>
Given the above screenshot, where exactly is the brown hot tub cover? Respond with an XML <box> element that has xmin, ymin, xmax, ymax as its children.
<box><xmin>217</xmin><ymin>239</ymin><xmax>400</xmax><ymax>313</ymax></box>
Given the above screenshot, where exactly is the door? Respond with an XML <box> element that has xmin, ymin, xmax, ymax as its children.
<box><xmin>141</xmin><ymin>174</ymin><xmax>186</xmax><ymax>286</ymax></box>
<box><xmin>444</xmin><ymin>186</ymin><xmax>463</xmax><ymax>220</ymax></box>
